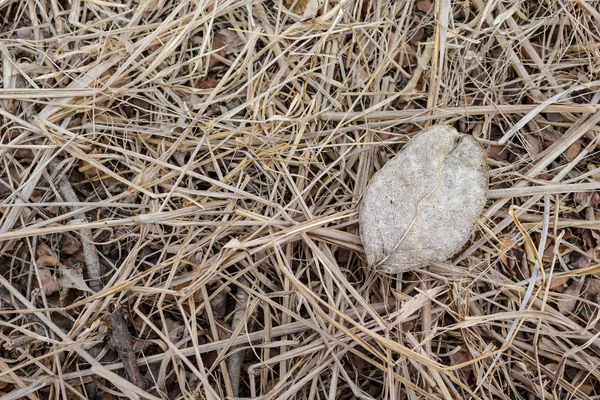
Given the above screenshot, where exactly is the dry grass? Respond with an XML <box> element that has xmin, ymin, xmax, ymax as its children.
<box><xmin>1</xmin><ymin>0</ymin><xmax>600</xmax><ymax>398</ymax></box>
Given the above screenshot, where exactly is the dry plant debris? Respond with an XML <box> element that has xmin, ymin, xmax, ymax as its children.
<box><xmin>1</xmin><ymin>0</ymin><xmax>600</xmax><ymax>399</ymax></box>
<box><xmin>360</xmin><ymin>125</ymin><xmax>488</xmax><ymax>274</ymax></box>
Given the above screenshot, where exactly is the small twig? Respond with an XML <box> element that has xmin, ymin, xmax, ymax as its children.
<box><xmin>0</xmin><ymin>288</ymin><xmax>47</xmax><ymax>350</ymax></box>
<box><xmin>48</xmin><ymin>158</ymin><xmax>103</xmax><ymax>292</ymax></box>
<box><xmin>0</xmin><ymin>276</ymin><xmax>160</xmax><ymax>399</ymax></box>
<box><xmin>43</xmin><ymin>301</ymin><xmax>397</xmax><ymax>382</ymax></box>
<box><xmin>226</xmin><ymin>276</ymin><xmax>250</xmax><ymax>397</ymax></box>
<box><xmin>110</xmin><ymin>304</ymin><xmax>145</xmax><ymax>389</ymax></box>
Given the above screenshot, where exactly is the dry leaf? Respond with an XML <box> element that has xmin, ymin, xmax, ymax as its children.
<box><xmin>548</xmin><ymin>276</ymin><xmax>570</xmax><ymax>290</ymax></box>
<box><xmin>535</xmin><ymin>172</ymin><xmax>555</xmax><ymax>180</ymax></box>
<box><xmin>164</xmin><ymin>280</ymin><xmax>190</xmax><ymax>301</ymax></box>
<box><xmin>37</xmin><ymin>268</ymin><xmax>60</xmax><ymax>295</ymax></box>
<box><xmin>133</xmin><ymin>0</ymin><xmax>160</xmax><ymax>12</ymax></box>
<box><xmin>556</xmin><ymin>277</ymin><xmax>583</xmax><ymax>315</ymax></box>
<box><xmin>78</xmin><ymin>148</ymin><xmax>102</xmax><ymax>178</ymax></box>
<box><xmin>58</xmin><ymin>265</ymin><xmax>93</xmax><ymax>293</ymax></box>
<box><xmin>584</xmin><ymin>278</ymin><xmax>600</xmax><ymax>301</ymax></box>
<box><xmin>499</xmin><ymin>237</ymin><xmax>515</xmax><ymax>267</ymax></box>
<box><xmin>395</xmin><ymin>43</ymin><xmax>417</xmax><ymax>68</ymax></box>
<box><xmin>574</xmin><ymin>256</ymin><xmax>591</xmax><ymax>271</ymax></box>
<box><xmin>14</xmin><ymin>148</ymin><xmax>34</xmax><ymax>163</ymax></box>
<box><xmin>208</xmin><ymin>28</ymin><xmax>244</xmax><ymax>70</ymax></box>
<box><xmin>493</xmin><ymin>3</ymin><xmax>518</xmax><ymax>26</ymax></box>
<box><xmin>522</xmin><ymin>231</ymin><xmax>539</xmax><ymax>270</ymax></box>
<box><xmin>360</xmin><ymin>125</ymin><xmax>488</xmax><ymax>273</ymax></box>
<box><xmin>223</xmin><ymin>238</ymin><xmax>246</xmax><ymax>249</ymax></box>
<box><xmin>36</xmin><ymin>243</ymin><xmax>59</xmax><ymax>267</ymax></box>
<box><xmin>487</xmin><ymin>144</ymin><xmax>510</xmax><ymax>161</ymax></box>
<box><xmin>209</xmin><ymin>33</ymin><xmax>228</xmax><ymax>69</ymax></box>
<box><xmin>583</xmin><ymin>230</ymin><xmax>597</xmax><ymax>251</ymax></box>
<box><xmin>215</xmin><ymin>29</ymin><xmax>244</xmax><ymax>55</ymax></box>
<box><xmin>533</xmin><ymin>232</ymin><xmax>571</xmax><ymax>262</ymax></box>
<box><xmin>573</xmin><ymin>191</ymin><xmax>600</xmax><ymax>207</ymax></box>
<box><xmin>166</xmin><ymin>318</ymin><xmax>184</xmax><ymax>343</ymax></box>
<box><xmin>524</xmin><ymin>135</ymin><xmax>543</xmax><ymax>158</ymax></box>
<box><xmin>198</xmin><ymin>77</ymin><xmax>220</xmax><ymax>89</ymax></box>
<box><xmin>506</xmin><ymin>246</ymin><xmax>524</xmax><ymax>278</ymax></box>
<box><xmin>587</xmin><ymin>163</ymin><xmax>600</xmax><ymax>181</ymax></box>
<box><xmin>146</xmin><ymin>41</ymin><xmax>162</xmax><ymax>55</ymax></box>
<box><xmin>284</xmin><ymin>0</ymin><xmax>321</xmax><ymax>19</ymax></box>
<box><xmin>61</xmin><ymin>235</ymin><xmax>81</xmax><ymax>255</ymax></box>
<box><xmin>565</xmin><ymin>141</ymin><xmax>581</xmax><ymax>161</ymax></box>
<box><xmin>416</xmin><ymin>0</ymin><xmax>433</xmax><ymax>13</ymax></box>
<box><xmin>210</xmin><ymin>288</ymin><xmax>228</xmax><ymax>319</ymax></box>
<box><xmin>449</xmin><ymin>348</ymin><xmax>473</xmax><ymax>383</ymax></box>
<box><xmin>577</xmin><ymin>382</ymin><xmax>594</xmax><ymax>396</ymax></box>
<box><xmin>545</xmin><ymin>113</ymin><xmax>563</xmax><ymax>122</ymax></box>
<box><xmin>74</xmin><ymin>248</ymin><xmax>86</xmax><ymax>263</ymax></box>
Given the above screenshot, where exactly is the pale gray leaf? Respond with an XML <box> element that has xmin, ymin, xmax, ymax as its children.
<box><xmin>359</xmin><ymin>125</ymin><xmax>488</xmax><ymax>274</ymax></box>
<box><xmin>58</xmin><ymin>264</ymin><xmax>93</xmax><ymax>293</ymax></box>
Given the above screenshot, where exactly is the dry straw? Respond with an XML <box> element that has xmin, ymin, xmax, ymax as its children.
<box><xmin>1</xmin><ymin>0</ymin><xmax>600</xmax><ymax>398</ymax></box>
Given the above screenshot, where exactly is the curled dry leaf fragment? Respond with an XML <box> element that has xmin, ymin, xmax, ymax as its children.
<box><xmin>549</xmin><ymin>276</ymin><xmax>570</xmax><ymax>291</ymax></box>
<box><xmin>587</xmin><ymin>163</ymin><xmax>600</xmax><ymax>181</ymax></box>
<box><xmin>499</xmin><ymin>237</ymin><xmax>515</xmax><ymax>267</ymax></box>
<box><xmin>209</xmin><ymin>28</ymin><xmax>244</xmax><ymax>69</ymax></box>
<box><xmin>58</xmin><ymin>265</ymin><xmax>93</xmax><ymax>293</ymax></box>
<box><xmin>37</xmin><ymin>268</ymin><xmax>61</xmax><ymax>295</ymax></box>
<box><xmin>565</xmin><ymin>141</ymin><xmax>581</xmax><ymax>161</ymax></box>
<box><xmin>36</xmin><ymin>243</ymin><xmax>60</xmax><ymax>267</ymax></box>
<box><xmin>573</xmin><ymin>191</ymin><xmax>600</xmax><ymax>207</ymax></box>
<box><xmin>14</xmin><ymin>148</ymin><xmax>34</xmax><ymax>163</ymax></box>
<box><xmin>394</xmin><ymin>43</ymin><xmax>417</xmax><ymax>68</ymax></box>
<box><xmin>449</xmin><ymin>347</ymin><xmax>473</xmax><ymax>383</ymax></box>
<box><xmin>78</xmin><ymin>148</ymin><xmax>102</xmax><ymax>178</ymax></box>
<box><xmin>61</xmin><ymin>235</ymin><xmax>81</xmax><ymax>255</ymax></box>
<box><xmin>416</xmin><ymin>0</ymin><xmax>434</xmax><ymax>13</ymax></box>
<box><xmin>198</xmin><ymin>77</ymin><xmax>220</xmax><ymax>89</ymax></box>
<box><xmin>215</xmin><ymin>29</ymin><xmax>244</xmax><ymax>55</ymax></box>
<box><xmin>284</xmin><ymin>0</ymin><xmax>321</xmax><ymax>19</ymax></box>
<box><xmin>359</xmin><ymin>125</ymin><xmax>488</xmax><ymax>274</ymax></box>
<box><xmin>133</xmin><ymin>0</ymin><xmax>160</xmax><ymax>12</ymax></box>
<box><xmin>209</xmin><ymin>34</ymin><xmax>227</xmax><ymax>69</ymax></box>
<box><xmin>486</xmin><ymin>144</ymin><xmax>510</xmax><ymax>161</ymax></box>
<box><xmin>524</xmin><ymin>135</ymin><xmax>543</xmax><ymax>158</ymax></box>
<box><xmin>556</xmin><ymin>277</ymin><xmax>584</xmax><ymax>315</ymax></box>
